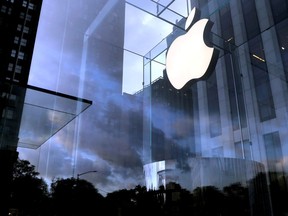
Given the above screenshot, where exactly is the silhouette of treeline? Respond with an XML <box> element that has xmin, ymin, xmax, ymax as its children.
<box><xmin>8</xmin><ymin>158</ymin><xmax>288</xmax><ymax>216</ymax></box>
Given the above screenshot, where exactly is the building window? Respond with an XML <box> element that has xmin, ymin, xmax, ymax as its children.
<box><xmin>9</xmin><ymin>94</ymin><xmax>16</xmax><ymax>102</ymax></box>
<box><xmin>1</xmin><ymin>5</ymin><xmax>7</xmax><ymax>13</ymax></box>
<box><xmin>19</xmin><ymin>12</ymin><xmax>25</xmax><ymax>19</ymax></box>
<box><xmin>14</xmin><ymin>36</ymin><xmax>19</xmax><ymax>44</ymax></box>
<box><xmin>22</xmin><ymin>1</ymin><xmax>28</xmax><ymax>7</ymax></box>
<box><xmin>15</xmin><ymin>65</ymin><xmax>22</xmax><ymax>73</ymax></box>
<box><xmin>207</xmin><ymin>72</ymin><xmax>222</xmax><ymax>137</ymax></box>
<box><xmin>18</xmin><ymin>52</ymin><xmax>24</xmax><ymax>60</ymax></box>
<box><xmin>8</xmin><ymin>63</ymin><xmax>13</xmax><ymax>71</ymax></box>
<box><xmin>11</xmin><ymin>50</ymin><xmax>16</xmax><ymax>57</ymax></box>
<box><xmin>198</xmin><ymin>0</ymin><xmax>208</xmax><ymax>17</ymax></box>
<box><xmin>20</xmin><ymin>38</ymin><xmax>27</xmax><ymax>46</ymax></box>
<box><xmin>235</xmin><ymin>140</ymin><xmax>251</xmax><ymax>160</ymax></box>
<box><xmin>23</xmin><ymin>26</ymin><xmax>29</xmax><ymax>33</ymax></box>
<box><xmin>241</xmin><ymin>0</ymin><xmax>260</xmax><ymax>40</ymax></box>
<box><xmin>263</xmin><ymin>131</ymin><xmax>283</xmax><ymax>172</ymax></box>
<box><xmin>28</xmin><ymin>3</ymin><xmax>35</xmax><ymax>10</ymax></box>
<box><xmin>3</xmin><ymin>109</ymin><xmax>13</xmax><ymax>119</ymax></box>
<box><xmin>249</xmin><ymin>36</ymin><xmax>276</xmax><ymax>121</ymax></box>
<box><xmin>17</xmin><ymin>24</ymin><xmax>22</xmax><ymax>31</ymax></box>
<box><xmin>4</xmin><ymin>94</ymin><xmax>17</xmax><ymax>108</ymax></box>
<box><xmin>269</xmin><ymin>0</ymin><xmax>288</xmax><ymax>24</ymax></box>
<box><xmin>219</xmin><ymin>5</ymin><xmax>234</xmax><ymax>43</ymax></box>
<box><xmin>26</xmin><ymin>14</ymin><xmax>32</xmax><ymax>21</ymax></box>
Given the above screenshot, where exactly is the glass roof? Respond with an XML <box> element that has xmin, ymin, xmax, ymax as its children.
<box><xmin>125</xmin><ymin>0</ymin><xmax>187</xmax><ymax>27</ymax></box>
<box><xmin>18</xmin><ymin>85</ymin><xmax>92</xmax><ymax>149</ymax></box>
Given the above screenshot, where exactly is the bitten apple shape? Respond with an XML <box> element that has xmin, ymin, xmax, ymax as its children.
<box><xmin>166</xmin><ymin>7</ymin><xmax>219</xmax><ymax>90</ymax></box>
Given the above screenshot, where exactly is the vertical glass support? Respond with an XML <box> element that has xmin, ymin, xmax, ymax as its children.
<box><xmin>229</xmin><ymin>45</ymin><xmax>253</xmax><ymax>160</ymax></box>
<box><xmin>229</xmin><ymin>45</ymin><xmax>245</xmax><ymax>159</ymax></box>
<box><xmin>143</xmin><ymin>53</ymin><xmax>152</xmax><ymax>164</ymax></box>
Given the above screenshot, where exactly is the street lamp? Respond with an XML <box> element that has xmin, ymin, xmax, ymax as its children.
<box><xmin>77</xmin><ymin>170</ymin><xmax>97</xmax><ymax>180</ymax></box>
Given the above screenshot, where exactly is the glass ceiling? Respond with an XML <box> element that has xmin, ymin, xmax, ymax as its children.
<box><xmin>125</xmin><ymin>0</ymin><xmax>187</xmax><ymax>27</ymax></box>
<box><xmin>123</xmin><ymin>0</ymin><xmax>233</xmax><ymax>94</ymax></box>
<box><xmin>122</xmin><ymin>0</ymin><xmax>189</xmax><ymax>94</ymax></box>
<box><xmin>18</xmin><ymin>85</ymin><xmax>92</xmax><ymax>149</ymax></box>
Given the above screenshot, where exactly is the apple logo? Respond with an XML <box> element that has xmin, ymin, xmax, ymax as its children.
<box><xmin>166</xmin><ymin>7</ymin><xmax>219</xmax><ymax>90</ymax></box>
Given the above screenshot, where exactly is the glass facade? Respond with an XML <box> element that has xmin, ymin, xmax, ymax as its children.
<box><xmin>1</xmin><ymin>0</ymin><xmax>288</xmax><ymax>215</ymax></box>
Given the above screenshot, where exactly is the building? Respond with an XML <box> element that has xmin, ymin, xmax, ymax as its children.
<box><xmin>2</xmin><ymin>0</ymin><xmax>288</xmax><ymax>215</ymax></box>
<box><xmin>0</xmin><ymin>0</ymin><xmax>92</xmax><ymax>214</ymax></box>
<box><xmin>136</xmin><ymin>72</ymin><xmax>195</xmax><ymax>163</ymax></box>
<box><xmin>142</xmin><ymin>0</ymin><xmax>288</xmax><ymax>215</ymax></box>
<box><xmin>0</xmin><ymin>1</ymin><xmax>43</xmax><ymax>214</ymax></box>
<box><xmin>0</xmin><ymin>0</ymin><xmax>43</xmax><ymax>149</ymax></box>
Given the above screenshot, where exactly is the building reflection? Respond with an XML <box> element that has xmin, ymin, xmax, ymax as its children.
<box><xmin>1</xmin><ymin>0</ymin><xmax>288</xmax><ymax>215</ymax></box>
<box><xmin>139</xmin><ymin>0</ymin><xmax>288</xmax><ymax>215</ymax></box>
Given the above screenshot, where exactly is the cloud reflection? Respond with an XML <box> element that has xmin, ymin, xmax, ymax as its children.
<box><xmin>18</xmin><ymin>0</ymin><xmax>185</xmax><ymax>195</ymax></box>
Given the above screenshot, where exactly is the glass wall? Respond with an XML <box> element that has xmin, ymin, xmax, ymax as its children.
<box><xmin>7</xmin><ymin>0</ymin><xmax>288</xmax><ymax>215</ymax></box>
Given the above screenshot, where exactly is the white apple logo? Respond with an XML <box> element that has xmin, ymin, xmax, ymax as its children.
<box><xmin>166</xmin><ymin>7</ymin><xmax>219</xmax><ymax>90</ymax></box>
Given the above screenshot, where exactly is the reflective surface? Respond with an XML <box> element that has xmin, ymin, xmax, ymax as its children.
<box><xmin>19</xmin><ymin>85</ymin><xmax>91</xmax><ymax>149</ymax></box>
<box><xmin>14</xmin><ymin>0</ymin><xmax>288</xmax><ymax>215</ymax></box>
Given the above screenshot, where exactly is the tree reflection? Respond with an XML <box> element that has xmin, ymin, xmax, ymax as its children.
<box><xmin>50</xmin><ymin>177</ymin><xmax>105</xmax><ymax>216</ymax></box>
<box><xmin>223</xmin><ymin>183</ymin><xmax>250</xmax><ymax>216</ymax></box>
<box><xmin>192</xmin><ymin>186</ymin><xmax>225</xmax><ymax>216</ymax></box>
<box><xmin>10</xmin><ymin>158</ymin><xmax>51</xmax><ymax>216</ymax></box>
<box><xmin>8</xmin><ymin>158</ymin><xmax>288</xmax><ymax>216</ymax></box>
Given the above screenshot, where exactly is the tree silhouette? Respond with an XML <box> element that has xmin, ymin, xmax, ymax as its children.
<box><xmin>12</xmin><ymin>158</ymin><xmax>39</xmax><ymax>179</ymax></box>
<box><xmin>10</xmin><ymin>158</ymin><xmax>50</xmax><ymax>216</ymax></box>
<box><xmin>50</xmin><ymin>177</ymin><xmax>104</xmax><ymax>216</ymax></box>
<box><xmin>267</xmin><ymin>172</ymin><xmax>288</xmax><ymax>216</ymax></box>
<box><xmin>105</xmin><ymin>185</ymin><xmax>164</xmax><ymax>216</ymax></box>
<box><xmin>223</xmin><ymin>183</ymin><xmax>250</xmax><ymax>216</ymax></box>
<box><xmin>192</xmin><ymin>186</ymin><xmax>225</xmax><ymax>216</ymax></box>
<box><xmin>8</xmin><ymin>158</ymin><xmax>286</xmax><ymax>216</ymax></box>
<box><xmin>105</xmin><ymin>188</ymin><xmax>137</xmax><ymax>216</ymax></box>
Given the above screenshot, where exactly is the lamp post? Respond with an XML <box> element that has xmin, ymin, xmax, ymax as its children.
<box><xmin>77</xmin><ymin>170</ymin><xmax>97</xmax><ymax>180</ymax></box>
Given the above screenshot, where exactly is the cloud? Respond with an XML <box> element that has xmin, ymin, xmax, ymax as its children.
<box><xmin>18</xmin><ymin>0</ymin><xmax>180</xmax><ymax>195</ymax></box>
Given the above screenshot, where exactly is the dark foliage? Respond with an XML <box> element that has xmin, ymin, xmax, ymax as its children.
<box><xmin>9</xmin><ymin>159</ymin><xmax>288</xmax><ymax>216</ymax></box>
<box><xmin>10</xmin><ymin>159</ymin><xmax>51</xmax><ymax>216</ymax></box>
<box><xmin>50</xmin><ymin>177</ymin><xmax>105</xmax><ymax>216</ymax></box>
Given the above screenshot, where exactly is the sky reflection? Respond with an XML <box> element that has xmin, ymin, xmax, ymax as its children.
<box><xmin>18</xmin><ymin>0</ymin><xmax>183</xmax><ymax>194</ymax></box>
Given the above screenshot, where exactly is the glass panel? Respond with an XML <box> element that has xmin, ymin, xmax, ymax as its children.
<box><xmin>18</xmin><ymin>85</ymin><xmax>91</xmax><ymax>149</ymax></box>
<box><xmin>269</xmin><ymin>0</ymin><xmax>288</xmax><ymax>24</ymax></box>
<box><xmin>275</xmin><ymin>19</ymin><xmax>288</xmax><ymax>81</ymax></box>
<box><xmin>241</xmin><ymin>0</ymin><xmax>261</xmax><ymax>40</ymax></box>
<box><xmin>2</xmin><ymin>0</ymin><xmax>288</xmax><ymax>215</ymax></box>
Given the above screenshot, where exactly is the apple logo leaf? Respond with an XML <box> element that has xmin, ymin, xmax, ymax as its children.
<box><xmin>185</xmin><ymin>7</ymin><xmax>201</xmax><ymax>31</ymax></box>
<box><xmin>166</xmin><ymin>7</ymin><xmax>219</xmax><ymax>90</ymax></box>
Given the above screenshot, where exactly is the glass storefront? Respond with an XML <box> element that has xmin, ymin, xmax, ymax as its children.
<box><xmin>2</xmin><ymin>0</ymin><xmax>288</xmax><ymax>215</ymax></box>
